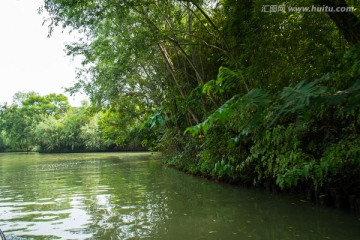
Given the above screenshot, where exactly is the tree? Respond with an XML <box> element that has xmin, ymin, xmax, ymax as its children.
<box><xmin>34</xmin><ymin>115</ymin><xmax>63</xmax><ymax>152</ymax></box>
<box><xmin>0</xmin><ymin>92</ymin><xmax>70</xmax><ymax>151</ymax></box>
<box><xmin>80</xmin><ymin>112</ymin><xmax>110</xmax><ymax>151</ymax></box>
<box><xmin>316</xmin><ymin>0</ymin><xmax>360</xmax><ymax>45</ymax></box>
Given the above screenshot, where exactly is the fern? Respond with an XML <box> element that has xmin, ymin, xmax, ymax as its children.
<box><xmin>185</xmin><ymin>89</ymin><xmax>270</xmax><ymax>136</ymax></box>
<box><xmin>184</xmin><ymin>94</ymin><xmax>239</xmax><ymax>136</ymax></box>
<box><xmin>201</xmin><ymin>67</ymin><xmax>243</xmax><ymax>96</ymax></box>
<box><xmin>269</xmin><ymin>79</ymin><xmax>327</xmax><ymax>126</ymax></box>
<box><xmin>280</xmin><ymin>79</ymin><xmax>327</xmax><ymax>113</ymax></box>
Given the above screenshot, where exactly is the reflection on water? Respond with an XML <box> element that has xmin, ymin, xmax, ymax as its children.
<box><xmin>0</xmin><ymin>152</ymin><xmax>359</xmax><ymax>240</ymax></box>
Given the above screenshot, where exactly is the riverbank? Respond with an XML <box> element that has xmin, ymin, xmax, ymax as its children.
<box><xmin>163</xmin><ymin>152</ymin><xmax>360</xmax><ymax>215</ymax></box>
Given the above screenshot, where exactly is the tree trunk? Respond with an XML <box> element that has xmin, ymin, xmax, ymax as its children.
<box><xmin>316</xmin><ymin>0</ymin><xmax>360</xmax><ymax>45</ymax></box>
<box><xmin>158</xmin><ymin>43</ymin><xmax>201</xmax><ymax>124</ymax></box>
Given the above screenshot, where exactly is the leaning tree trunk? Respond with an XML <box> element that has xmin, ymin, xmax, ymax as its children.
<box><xmin>316</xmin><ymin>0</ymin><xmax>360</xmax><ymax>45</ymax></box>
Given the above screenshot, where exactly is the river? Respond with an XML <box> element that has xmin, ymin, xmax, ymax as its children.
<box><xmin>0</xmin><ymin>152</ymin><xmax>359</xmax><ymax>239</ymax></box>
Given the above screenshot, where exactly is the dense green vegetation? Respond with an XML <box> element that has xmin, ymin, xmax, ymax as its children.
<box><xmin>1</xmin><ymin>0</ymin><xmax>359</xmax><ymax>207</ymax></box>
<box><xmin>0</xmin><ymin>92</ymin><xmax>146</xmax><ymax>152</ymax></box>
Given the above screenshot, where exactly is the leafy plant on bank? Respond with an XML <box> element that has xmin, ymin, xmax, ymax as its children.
<box><xmin>184</xmin><ymin>48</ymin><xmax>360</xmax><ymax>192</ymax></box>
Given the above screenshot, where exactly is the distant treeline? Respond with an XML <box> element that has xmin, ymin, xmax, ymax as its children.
<box><xmin>0</xmin><ymin>92</ymin><xmax>153</xmax><ymax>153</ymax></box>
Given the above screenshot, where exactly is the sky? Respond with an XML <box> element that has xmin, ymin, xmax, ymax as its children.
<box><xmin>0</xmin><ymin>0</ymin><xmax>87</xmax><ymax>106</ymax></box>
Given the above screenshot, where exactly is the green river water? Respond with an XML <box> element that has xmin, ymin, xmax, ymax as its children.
<box><xmin>0</xmin><ymin>152</ymin><xmax>359</xmax><ymax>240</ymax></box>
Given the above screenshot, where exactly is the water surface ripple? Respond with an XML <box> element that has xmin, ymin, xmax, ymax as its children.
<box><xmin>0</xmin><ymin>152</ymin><xmax>359</xmax><ymax>239</ymax></box>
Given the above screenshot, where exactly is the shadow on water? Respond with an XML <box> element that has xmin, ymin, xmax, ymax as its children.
<box><xmin>0</xmin><ymin>152</ymin><xmax>359</xmax><ymax>240</ymax></box>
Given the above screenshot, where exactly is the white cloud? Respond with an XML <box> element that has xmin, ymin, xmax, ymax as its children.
<box><xmin>0</xmin><ymin>0</ymin><xmax>87</xmax><ymax>106</ymax></box>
